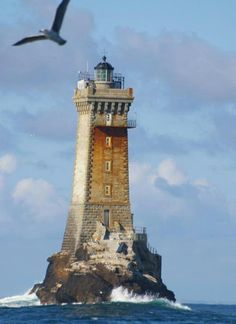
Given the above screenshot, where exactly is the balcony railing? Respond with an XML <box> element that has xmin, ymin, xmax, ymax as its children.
<box><xmin>133</xmin><ymin>227</ymin><xmax>147</xmax><ymax>242</ymax></box>
<box><xmin>134</xmin><ymin>227</ymin><xmax>147</xmax><ymax>234</ymax></box>
<box><xmin>78</xmin><ymin>72</ymin><xmax>125</xmax><ymax>89</ymax></box>
<box><xmin>94</xmin><ymin>119</ymin><xmax>136</xmax><ymax>128</ymax></box>
<box><xmin>133</xmin><ymin>227</ymin><xmax>159</xmax><ymax>255</ymax></box>
<box><xmin>147</xmin><ymin>242</ymin><xmax>159</xmax><ymax>255</ymax></box>
<box><xmin>127</xmin><ymin>120</ymin><xmax>136</xmax><ymax>128</ymax></box>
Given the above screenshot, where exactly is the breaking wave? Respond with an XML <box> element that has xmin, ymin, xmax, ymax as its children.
<box><xmin>110</xmin><ymin>287</ymin><xmax>191</xmax><ymax>311</ymax></box>
<box><xmin>0</xmin><ymin>290</ymin><xmax>40</xmax><ymax>308</ymax></box>
<box><xmin>0</xmin><ymin>287</ymin><xmax>190</xmax><ymax>311</ymax></box>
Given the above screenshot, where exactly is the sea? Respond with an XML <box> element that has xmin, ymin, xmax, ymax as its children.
<box><xmin>0</xmin><ymin>287</ymin><xmax>235</xmax><ymax>323</ymax></box>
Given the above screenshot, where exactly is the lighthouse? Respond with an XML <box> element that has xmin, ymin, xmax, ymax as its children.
<box><xmin>61</xmin><ymin>56</ymin><xmax>135</xmax><ymax>254</ymax></box>
<box><xmin>36</xmin><ymin>57</ymin><xmax>175</xmax><ymax>304</ymax></box>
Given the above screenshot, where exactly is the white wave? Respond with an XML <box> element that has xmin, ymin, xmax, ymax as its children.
<box><xmin>165</xmin><ymin>299</ymin><xmax>191</xmax><ymax>311</ymax></box>
<box><xmin>110</xmin><ymin>286</ymin><xmax>156</xmax><ymax>303</ymax></box>
<box><xmin>0</xmin><ymin>290</ymin><xmax>40</xmax><ymax>308</ymax></box>
<box><xmin>110</xmin><ymin>287</ymin><xmax>191</xmax><ymax>311</ymax></box>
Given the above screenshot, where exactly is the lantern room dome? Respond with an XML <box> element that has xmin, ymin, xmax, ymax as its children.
<box><xmin>94</xmin><ymin>56</ymin><xmax>114</xmax><ymax>84</ymax></box>
<box><xmin>94</xmin><ymin>56</ymin><xmax>114</xmax><ymax>71</ymax></box>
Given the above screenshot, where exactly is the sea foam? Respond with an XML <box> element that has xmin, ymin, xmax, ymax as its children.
<box><xmin>110</xmin><ymin>286</ymin><xmax>191</xmax><ymax>311</ymax></box>
<box><xmin>0</xmin><ymin>286</ymin><xmax>191</xmax><ymax>311</ymax></box>
<box><xmin>0</xmin><ymin>290</ymin><xmax>40</xmax><ymax>308</ymax></box>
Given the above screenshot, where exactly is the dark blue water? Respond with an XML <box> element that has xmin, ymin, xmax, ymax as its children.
<box><xmin>0</xmin><ymin>302</ymin><xmax>236</xmax><ymax>323</ymax></box>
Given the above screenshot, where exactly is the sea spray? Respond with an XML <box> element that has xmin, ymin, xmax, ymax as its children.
<box><xmin>110</xmin><ymin>286</ymin><xmax>191</xmax><ymax>310</ymax></box>
<box><xmin>110</xmin><ymin>286</ymin><xmax>156</xmax><ymax>303</ymax></box>
<box><xmin>0</xmin><ymin>290</ymin><xmax>40</xmax><ymax>308</ymax></box>
<box><xmin>0</xmin><ymin>286</ymin><xmax>190</xmax><ymax>311</ymax></box>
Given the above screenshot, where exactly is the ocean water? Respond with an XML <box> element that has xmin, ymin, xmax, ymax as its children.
<box><xmin>0</xmin><ymin>287</ymin><xmax>235</xmax><ymax>323</ymax></box>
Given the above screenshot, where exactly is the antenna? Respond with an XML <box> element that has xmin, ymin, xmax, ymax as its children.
<box><xmin>86</xmin><ymin>61</ymin><xmax>89</xmax><ymax>73</ymax></box>
<box><xmin>103</xmin><ymin>48</ymin><xmax>108</xmax><ymax>58</ymax></box>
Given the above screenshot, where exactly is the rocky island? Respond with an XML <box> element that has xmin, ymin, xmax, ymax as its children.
<box><xmin>36</xmin><ymin>222</ymin><xmax>175</xmax><ymax>303</ymax></box>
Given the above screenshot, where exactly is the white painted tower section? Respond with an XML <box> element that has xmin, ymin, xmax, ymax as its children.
<box><xmin>71</xmin><ymin>107</ymin><xmax>92</xmax><ymax>204</ymax></box>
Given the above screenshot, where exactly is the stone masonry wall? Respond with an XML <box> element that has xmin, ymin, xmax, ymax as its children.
<box><xmin>79</xmin><ymin>204</ymin><xmax>133</xmax><ymax>244</ymax></box>
<box><xmin>61</xmin><ymin>86</ymin><xmax>134</xmax><ymax>255</ymax></box>
<box><xmin>61</xmin><ymin>204</ymin><xmax>85</xmax><ymax>253</ymax></box>
<box><xmin>89</xmin><ymin>126</ymin><xmax>130</xmax><ymax>204</ymax></box>
<box><xmin>62</xmin><ymin>203</ymin><xmax>133</xmax><ymax>253</ymax></box>
<box><xmin>71</xmin><ymin>104</ymin><xmax>93</xmax><ymax>204</ymax></box>
<box><xmin>61</xmin><ymin>103</ymin><xmax>93</xmax><ymax>254</ymax></box>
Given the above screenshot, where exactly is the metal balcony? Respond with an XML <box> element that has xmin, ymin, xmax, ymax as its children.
<box><xmin>133</xmin><ymin>227</ymin><xmax>147</xmax><ymax>242</ymax></box>
<box><xmin>133</xmin><ymin>227</ymin><xmax>159</xmax><ymax>255</ymax></box>
<box><xmin>78</xmin><ymin>72</ymin><xmax>125</xmax><ymax>89</ymax></box>
<box><xmin>134</xmin><ymin>227</ymin><xmax>147</xmax><ymax>234</ymax></box>
<box><xmin>127</xmin><ymin>120</ymin><xmax>136</xmax><ymax>128</ymax></box>
<box><xmin>94</xmin><ymin>119</ymin><xmax>136</xmax><ymax>128</ymax></box>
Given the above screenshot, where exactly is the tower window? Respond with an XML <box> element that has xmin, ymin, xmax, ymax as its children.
<box><xmin>106</xmin><ymin>113</ymin><xmax>112</xmax><ymax>126</ymax></box>
<box><xmin>105</xmin><ymin>161</ymin><xmax>111</xmax><ymax>172</ymax></box>
<box><xmin>106</xmin><ymin>113</ymin><xmax>112</xmax><ymax>122</ymax></box>
<box><xmin>97</xmin><ymin>70</ymin><xmax>106</xmax><ymax>81</ymax></box>
<box><xmin>105</xmin><ymin>185</ymin><xmax>111</xmax><ymax>196</ymax></box>
<box><xmin>105</xmin><ymin>136</ymin><xmax>112</xmax><ymax>147</ymax></box>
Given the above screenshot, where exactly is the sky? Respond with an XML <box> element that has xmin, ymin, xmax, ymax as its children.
<box><xmin>0</xmin><ymin>0</ymin><xmax>236</xmax><ymax>304</ymax></box>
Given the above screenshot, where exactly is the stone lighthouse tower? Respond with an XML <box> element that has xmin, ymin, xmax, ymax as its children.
<box><xmin>36</xmin><ymin>57</ymin><xmax>175</xmax><ymax>304</ymax></box>
<box><xmin>61</xmin><ymin>56</ymin><xmax>135</xmax><ymax>255</ymax></box>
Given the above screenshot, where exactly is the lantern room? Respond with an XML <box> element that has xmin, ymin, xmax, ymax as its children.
<box><xmin>94</xmin><ymin>56</ymin><xmax>114</xmax><ymax>84</ymax></box>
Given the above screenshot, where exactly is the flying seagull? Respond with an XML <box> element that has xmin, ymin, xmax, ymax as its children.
<box><xmin>13</xmin><ymin>0</ymin><xmax>70</xmax><ymax>46</ymax></box>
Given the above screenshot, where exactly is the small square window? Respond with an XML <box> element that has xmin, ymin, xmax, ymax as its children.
<box><xmin>105</xmin><ymin>137</ymin><xmax>112</xmax><ymax>147</ymax></box>
<box><xmin>105</xmin><ymin>185</ymin><xmax>111</xmax><ymax>196</ymax></box>
<box><xmin>105</xmin><ymin>161</ymin><xmax>111</xmax><ymax>172</ymax></box>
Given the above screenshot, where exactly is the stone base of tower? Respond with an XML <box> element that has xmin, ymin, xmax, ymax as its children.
<box><xmin>34</xmin><ymin>222</ymin><xmax>175</xmax><ymax>304</ymax></box>
<box><xmin>61</xmin><ymin>204</ymin><xmax>133</xmax><ymax>254</ymax></box>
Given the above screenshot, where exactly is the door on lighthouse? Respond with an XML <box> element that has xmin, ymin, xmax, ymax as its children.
<box><xmin>104</xmin><ymin>209</ymin><xmax>110</xmax><ymax>227</ymax></box>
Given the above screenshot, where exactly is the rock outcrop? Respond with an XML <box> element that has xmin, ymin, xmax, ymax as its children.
<box><xmin>35</xmin><ymin>222</ymin><xmax>175</xmax><ymax>304</ymax></box>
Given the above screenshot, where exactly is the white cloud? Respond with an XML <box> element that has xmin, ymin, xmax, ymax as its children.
<box><xmin>114</xmin><ymin>28</ymin><xmax>236</xmax><ymax>105</ymax></box>
<box><xmin>130</xmin><ymin>159</ymin><xmax>229</xmax><ymax>230</ymax></box>
<box><xmin>193</xmin><ymin>178</ymin><xmax>210</xmax><ymax>187</ymax></box>
<box><xmin>12</xmin><ymin>178</ymin><xmax>66</xmax><ymax>222</ymax></box>
<box><xmin>129</xmin><ymin>162</ymin><xmax>151</xmax><ymax>184</ymax></box>
<box><xmin>0</xmin><ymin>154</ymin><xmax>17</xmax><ymax>174</ymax></box>
<box><xmin>155</xmin><ymin>159</ymin><xmax>187</xmax><ymax>186</ymax></box>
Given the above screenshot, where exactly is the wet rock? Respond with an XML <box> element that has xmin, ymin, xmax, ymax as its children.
<box><xmin>36</xmin><ymin>237</ymin><xmax>175</xmax><ymax>304</ymax></box>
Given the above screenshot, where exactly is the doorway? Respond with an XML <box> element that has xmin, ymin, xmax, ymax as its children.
<box><xmin>103</xmin><ymin>209</ymin><xmax>110</xmax><ymax>227</ymax></box>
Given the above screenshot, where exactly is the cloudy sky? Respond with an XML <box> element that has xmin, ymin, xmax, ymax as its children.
<box><xmin>1</xmin><ymin>0</ymin><xmax>236</xmax><ymax>303</ymax></box>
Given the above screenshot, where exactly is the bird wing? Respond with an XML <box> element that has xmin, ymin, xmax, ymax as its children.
<box><xmin>51</xmin><ymin>0</ymin><xmax>70</xmax><ymax>33</ymax></box>
<box><xmin>13</xmin><ymin>35</ymin><xmax>47</xmax><ymax>46</ymax></box>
